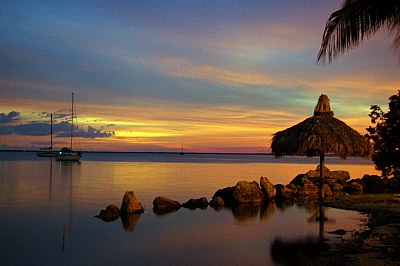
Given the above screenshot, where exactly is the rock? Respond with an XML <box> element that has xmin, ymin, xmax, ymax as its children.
<box><xmin>260</xmin><ymin>176</ymin><xmax>276</xmax><ymax>201</ymax></box>
<box><xmin>387</xmin><ymin>177</ymin><xmax>400</xmax><ymax>191</ymax></box>
<box><xmin>296</xmin><ymin>179</ymin><xmax>319</xmax><ymax>196</ymax></box>
<box><xmin>96</xmin><ymin>204</ymin><xmax>121</xmax><ymax>222</ymax></box>
<box><xmin>232</xmin><ymin>181</ymin><xmax>264</xmax><ymax>204</ymax></box>
<box><xmin>362</xmin><ymin>175</ymin><xmax>385</xmax><ymax>193</ymax></box>
<box><xmin>328</xmin><ymin>182</ymin><xmax>344</xmax><ymax>192</ymax></box>
<box><xmin>290</xmin><ymin>174</ymin><xmax>319</xmax><ymax>195</ymax></box>
<box><xmin>306</xmin><ymin>165</ymin><xmax>332</xmax><ymax>180</ymax></box>
<box><xmin>153</xmin><ymin>196</ymin><xmax>181</xmax><ymax>215</ymax></box>
<box><xmin>120</xmin><ymin>191</ymin><xmax>145</xmax><ymax>214</ymax></box>
<box><xmin>328</xmin><ymin>229</ymin><xmax>348</xmax><ymax>235</ymax></box>
<box><xmin>290</xmin><ymin>174</ymin><xmax>308</xmax><ymax>186</ymax></box>
<box><xmin>212</xmin><ymin>186</ymin><xmax>235</xmax><ymax>206</ymax></box>
<box><xmin>275</xmin><ymin>184</ymin><xmax>295</xmax><ymax>202</ymax></box>
<box><xmin>322</xmin><ymin>183</ymin><xmax>333</xmax><ymax>198</ymax></box>
<box><xmin>331</xmin><ymin>170</ymin><xmax>350</xmax><ymax>182</ymax></box>
<box><xmin>316</xmin><ymin>164</ymin><xmax>332</xmax><ymax>175</ymax></box>
<box><xmin>209</xmin><ymin>196</ymin><xmax>224</xmax><ymax>208</ymax></box>
<box><xmin>347</xmin><ymin>181</ymin><xmax>363</xmax><ymax>192</ymax></box>
<box><xmin>182</xmin><ymin>197</ymin><xmax>209</xmax><ymax>210</ymax></box>
<box><xmin>305</xmin><ymin>170</ymin><xmax>320</xmax><ymax>180</ymax></box>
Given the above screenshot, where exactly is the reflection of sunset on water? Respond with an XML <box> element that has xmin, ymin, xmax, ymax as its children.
<box><xmin>0</xmin><ymin>152</ymin><xmax>372</xmax><ymax>265</ymax></box>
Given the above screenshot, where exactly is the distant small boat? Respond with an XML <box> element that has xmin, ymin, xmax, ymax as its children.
<box><xmin>37</xmin><ymin>113</ymin><xmax>58</xmax><ymax>157</ymax></box>
<box><xmin>56</xmin><ymin>147</ymin><xmax>81</xmax><ymax>161</ymax></box>
<box><xmin>56</xmin><ymin>93</ymin><xmax>81</xmax><ymax>162</ymax></box>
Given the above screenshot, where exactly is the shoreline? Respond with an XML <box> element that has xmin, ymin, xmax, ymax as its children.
<box><xmin>324</xmin><ymin>193</ymin><xmax>400</xmax><ymax>265</ymax></box>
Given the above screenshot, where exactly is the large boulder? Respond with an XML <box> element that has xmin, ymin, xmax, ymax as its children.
<box><xmin>212</xmin><ymin>186</ymin><xmax>235</xmax><ymax>206</ymax></box>
<box><xmin>290</xmin><ymin>174</ymin><xmax>308</xmax><ymax>186</ymax></box>
<box><xmin>387</xmin><ymin>177</ymin><xmax>400</xmax><ymax>191</ymax></box>
<box><xmin>328</xmin><ymin>182</ymin><xmax>344</xmax><ymax>192</ymax></box>
<box><xmin>120</xmin><ymin>191</ymin><xmax>144</xmax><ymax>214</ymax></box>
<box><xmin>362</xmin><ymin>174</ymin><xmax>385</xmax><ymax>193</ymax></box>
<box><xmin>182</xmin><ymin>197</ymin><xmax>209</xmax><ymax>210</ymax></box>
<box><xmin>96</xmin><ymin>204</ymin><xmax>121</xmax><ymax>222</ymax></box>
<box><xmin>331</xmin><ymin>170</ymin><xmax>350</xmax><ymax>182</ymax></box>
<box><xmin>352</xmin><ymin>181</ymin><xmax>363</xmax><ymax>192</ymax></box>
<box><xmin>275</xmin><ymin>184</ymin><xmax>295</xmax><ymax>202</ymax></box>
<box><xmin>153</xmin><ymin>196</ymin><xmax>181</xmax><ymax>215</ymax></box>
<box><xmin>209</xmin><ymin>196</ymin><xmax>224</xmax><ymax>209</ymax></box>
<box><xmin>260</xmin><ymin>176</ymin><xmax>276</xmax><ymax>201</ymax></box>
<box><xmin>322</xmin><ymin>183</ymin><xmax>333</xmax><ymax>198</ymax></box>
<box><xmin>343</xmin><ymin>180</ymin><xmax>363</xmax><ymax>193</ymax></box>
<box><xmin>232</xmin><ymin>181</ymin><xmax>264</xmax><ymax>204</ymax></box>
<box><xmin>306</xmin><ymin>165</ymin><xmax>332</xmax><ymax>180</ymax></box>
<box><xmin>291</xmin><ymin>176</ymin><xmax>319</xmax><ymax>196</ymax></box>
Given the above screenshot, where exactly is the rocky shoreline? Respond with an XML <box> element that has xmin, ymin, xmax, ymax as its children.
<box><xmin>96</xmin><ymin>166</ymin><xmax>400</xmax><ymax>265</ymax></box>
<box><xmin>323</xmin><ymin>193</ymin><xmax>400</xmax><ymax>266</ymax></box>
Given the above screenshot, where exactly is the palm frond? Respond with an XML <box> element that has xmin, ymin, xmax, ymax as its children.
<box><xmin>318</xmin><ymin>0</ymin><xmax>400</xmax><ymax>63</ymax></box>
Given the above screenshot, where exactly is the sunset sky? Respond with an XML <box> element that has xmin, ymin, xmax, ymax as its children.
<box><xmin>1</xmin><ymin>0</ymin><xmax>399</xmax><ymax>153</ymax></box>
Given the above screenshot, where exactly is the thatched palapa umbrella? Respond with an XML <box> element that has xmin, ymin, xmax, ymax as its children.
<box><xmin>271</xmin><ymin>94</ymin><xmax>372</xmax><ymax>200</ymax></box>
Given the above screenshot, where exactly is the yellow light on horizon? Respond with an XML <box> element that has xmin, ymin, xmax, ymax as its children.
<box><xmin>116</xmin><ymin>131</ymin><xmax>182</xmax><ymax>138</ymax></box>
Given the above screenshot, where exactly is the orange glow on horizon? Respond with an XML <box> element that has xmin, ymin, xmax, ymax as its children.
<box><xmin>0</xmin><ymin>93</ymin><xmax>381</xmax><ymax>153</ymax></box>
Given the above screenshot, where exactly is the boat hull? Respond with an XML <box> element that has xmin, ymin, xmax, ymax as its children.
<box><xmin>55</xmin><ymin>154</ymin><xmax>81</xmax><ymax>161</ymax></box>
<box><xmin>55</xmin><ymin>148</ymin><xmax>81</xmax><ymax>161</ymax></box>
<box><xmin>37</xmin><ymin>151</ymin><xmax>58</xmax><ymax>157</ymax></box>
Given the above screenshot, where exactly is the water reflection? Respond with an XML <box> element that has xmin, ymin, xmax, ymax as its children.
<box><xmin>47</xmin><ymin>159</ymin><xmax>53</xmax><ymax>213</ymax></box>
<box><xmin>270</xmin><ymin>237</ymin><xmax>330</xmax><ymax>265</ymax></box>
<box><xmin>0</xmin><ymin>153</ymin><xmax>370</xmax><ymax>265</ymax></box>
<box><xmin>59</xmin><ymin>161</ymin><xmax>76</xmax><ymax>227</ymax></box>
<box><xmin>121</xmin><ymin>214</ymin><xmax>141</xmax><ymax>232</ymax></box>
<box><xmin>260</xmin><ymin>202</ymin><xmax>276</xmax><ymax>221</ymax></box>
<box><xmin>276</xmin><ymin>199</ymin><xmax>295</xmax><ymax>210</ymax></box>
<box><xmin>271</xmin><ymin>201</ymin><xmax>337</xmax><ymax>265</ymax></box>
<box><xmin>307</xmin><ymin>204</ymin><xmax>336</xmax><ymax>239</ymax></box>
<box><xmin>61</xmin><ymin>223</ymin><xmax>65</xmax><ymax>251</ymax></box>
<box><xmin>230</xmin><ymin>203</ymin><xmax>277</xmax><ymax>223</ymax></box>
<box><xmin>55</xmin><ymin>161</ymin><xmax>82</xmax><ymax>252</ymax></box>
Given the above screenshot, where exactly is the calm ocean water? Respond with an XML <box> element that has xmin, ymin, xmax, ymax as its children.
<box><xmin>0</xmin><ymin>151</ymin><xmax>376</xmax><ymax>265</ymax></box>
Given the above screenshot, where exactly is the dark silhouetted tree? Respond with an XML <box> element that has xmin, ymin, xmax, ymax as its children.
<box><xmin>318</xmin><ymin>0</ymin><xmax>400</xmax><ymax>63</ymax></box>
<box><xmin>366</xmin><ymin>90</ymin><xmax>400</xmax><ymax>177</ymax></box>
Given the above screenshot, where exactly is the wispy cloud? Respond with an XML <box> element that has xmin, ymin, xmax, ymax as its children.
<box><xmin>1</xmin><ymin>0</ymin><xmax>399</xmax><ymax>152</ymax></box>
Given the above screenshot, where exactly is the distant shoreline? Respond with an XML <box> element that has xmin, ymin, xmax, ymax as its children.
<box><xmin>0</xmin><ymin>149</ymin><xmax>357</xmax><ymax>158</ymax></box>
<box><xmin>0</xmin><ymin>149</ymin><xmax>271</xmax><ymax>156</ymax></box>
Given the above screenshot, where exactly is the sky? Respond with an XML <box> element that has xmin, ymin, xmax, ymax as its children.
<box><xmin>1</xmin><ymin>0</ymin><xmax>399</xmax><ymax>153</ymax></box>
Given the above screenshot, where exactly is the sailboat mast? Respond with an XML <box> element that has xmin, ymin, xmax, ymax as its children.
<box><xmin>50</xmin><ymin>113</ymin><xmax>53</xmax><ymax>151</ymax></box>
<box><xmin>71</xmin><ymin>93</ymin><xmax>74</xmax><ymax>150</ymax></box>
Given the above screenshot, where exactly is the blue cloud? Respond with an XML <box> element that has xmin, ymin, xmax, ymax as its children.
<box><xmin>0</xmin><ymin>111</ymin><xmax>21</xmax><ymax>124</ymax></box>
<box><xmin>0</xmin><ymin>118</ymin><xmax>114</xmax><ymax>138</ymax></box>
<box><xmin>56</xmin><ymin>124</ymin><xmax>115</xmax><ymax>139</ymax></box>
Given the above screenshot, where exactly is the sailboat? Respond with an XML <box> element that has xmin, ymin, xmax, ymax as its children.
<box><xmin>37</xmin><ymin>113</ymin><xmax>58</xmax><ymax>157</ymax></box>
<box><xmin>56</xmin><ymin>93</ymin><xmax>81</xmax><ymax>162</ymax></box>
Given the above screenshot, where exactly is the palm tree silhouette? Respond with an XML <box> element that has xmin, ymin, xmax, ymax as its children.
<box><xmin>317</xmin><ymin>0</ymin><xmax>400</xmax><ymax>63</ymax></box>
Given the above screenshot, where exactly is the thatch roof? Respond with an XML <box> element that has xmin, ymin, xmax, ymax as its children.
<box><xmin>271</xmin><ymin>95</ymin><xmax>372</xmax><ymax>159</ymax></box>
